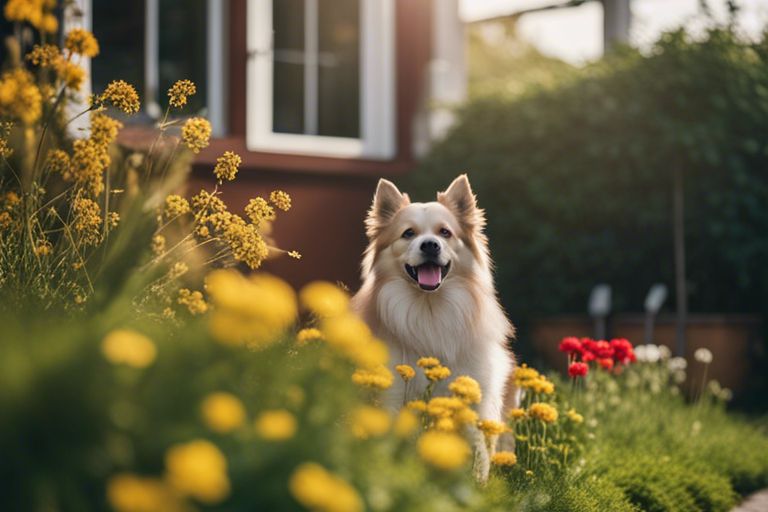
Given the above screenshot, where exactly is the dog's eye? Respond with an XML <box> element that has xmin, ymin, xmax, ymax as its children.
<box><xmin>439</xmin><ymin>228</ymin><xmax>452</xmax><ymax>238</ymax></box>
<box><xmin>402</xmin><ymin>228</ymin><xmax>415</xmax><ymax>239</ymax></box>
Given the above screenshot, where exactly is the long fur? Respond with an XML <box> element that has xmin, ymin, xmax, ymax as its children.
<box><xmin>351</xmin><ymin>175</ymin><xmax>517</xmax><ymax>481</ymax></box>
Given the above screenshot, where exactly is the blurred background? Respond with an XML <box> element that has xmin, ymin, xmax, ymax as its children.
<box><xmin>18</xmin><ymin>0</ymin><xmax>765</xmax><ymax>408</ymax></box>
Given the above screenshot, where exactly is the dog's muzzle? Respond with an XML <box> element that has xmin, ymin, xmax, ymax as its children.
<box><xmin>405</xmin><ymin>261</ymin><xmax>451</xmax><ymax>291</ymax></box>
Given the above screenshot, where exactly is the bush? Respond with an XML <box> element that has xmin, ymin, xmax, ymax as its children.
<box><xmin>410</xmin><ymin>26</ymin><xmax>768</xmax><ymax>363</ymax></box>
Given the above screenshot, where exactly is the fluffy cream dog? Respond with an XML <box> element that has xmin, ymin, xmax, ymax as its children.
<box><xmin>351</xmin><ymin>175</ymin><xmax>516</xmax><ymax>479</ymax></box>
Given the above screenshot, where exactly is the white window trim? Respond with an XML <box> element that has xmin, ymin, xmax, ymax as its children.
<box><xmin>246</xmin><ymin>0</ymin><xmax>396</xmax><ymax>160</ymax></box>
<box><xmin>81</xmin><ymin>0</ymin><xmax>227</xmax><ymax>136</ymax></box>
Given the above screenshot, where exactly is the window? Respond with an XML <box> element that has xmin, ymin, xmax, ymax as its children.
<box><xmin>247</xmin><ymin>0</ymin><xmax>395</xmax><ymax>159</ymax></box>
<box><xmin>88</xmin><ymin>0</ymin><xmax>226</xmax><ymax>134</ymax></box>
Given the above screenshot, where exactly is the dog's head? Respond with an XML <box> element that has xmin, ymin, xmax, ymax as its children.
<box><xmin>362</xmin><ymin>175</ymin><xmax>489</xmax><ymax>292</ymax></box>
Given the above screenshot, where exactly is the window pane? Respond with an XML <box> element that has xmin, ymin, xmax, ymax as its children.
<box><xmin>92</xmin><ymin>0</ymin><xmax>145</xmax><ymax>99</ymax></box>
<box><xmin>158</xmin><ymin>0</ymin><xmax>207</xmax><ymax>112</ymax></box>
<box><xmin>273</xmin><ymin>0</ymin><xmax>305</xmax><ymax>134</ymax></box>
<box><xmin>317</xmin><ymin>0</ymin><xmax>359</xmax><ymax>138</ymax></box>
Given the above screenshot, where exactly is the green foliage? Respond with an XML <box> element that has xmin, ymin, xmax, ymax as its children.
<box><xmin>412</xmin><ymin>26</ymin><xmax>768</xmax><ymax>334</ymax></box>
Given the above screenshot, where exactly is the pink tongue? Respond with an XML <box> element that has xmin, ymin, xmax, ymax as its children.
<box><xmin>417</xmin><ymin>264</ymin><xmax>442</xmax><ymax>287</ymax></box>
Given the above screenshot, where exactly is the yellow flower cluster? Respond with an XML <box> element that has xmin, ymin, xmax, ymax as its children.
<box><xmin>206</xmin><ymin>269</ymin><xmax>297</xmax><ymax>348</ymax></box>
<box><xmin>289</xmin><ymin>463</ymin><xmax>363</xmax><ymax>512</ymax></box>
<box><xmin>269</xmin><ymin>190</ymin><xmax>291</xmax><ymax>211</ymax></box>
<box><xmin>33</xmin><ymin>239</ymin><xmax>52</xmax><ymax>256</ymax></box>
<box><xmin>396</xmin><ymin>364</ymin><xmax>416</xmax><ymax>381</ymax></box>
<box><xmin>508</xmin><ymin>408</ymin><xmax>526</xmax><ymax>420</ymax></box>
<box><xmin>69</xmin><ymin>138</ymin><xmax>110</xmax><ymax>195</ymax></box>
<box><xmin>165</xmin><ymin>439</ymin><xmax>230</xmax><ymax>504</ymax></box>
<box><xmin>351</xmin><ymin>365</ymin><xmax>393</xmax><ymax>390</ymax></box>
<box><xmin>200</xmin><ymin>392</ymin><xmax>246</xmax><ymax>433</ymax></box>
<box><xmin>255</xmin><ymin>409</ymin><xmax>297</xmax><ymax>441</ymax></box>
<box><xmin>244</xmin><ymin>197</ymin><xmax>275</xmax><ymax>227</ymax></box>
<box><xmin>4</xmin><ymin>0</ymin><xmax>57</xmax><ymax>32</ymax></box>
<box><xmin>514</xmin><ymin>364</ymin><xmax>555</xmax><ymax>395</ymax></box>
<box><xmin>0</xmin><ymin>68</ymin><xmax>42</xmax><ymax>125</ymax></box>
<box><xmin>54</xmin><ymin>58</ymin><xmax>85</xmax><ymax>90</ymax></box>
<box><xmin>90</xmin><ymin>112</ymin><xmax>123</xmax><ymax>148</ymax></box>
<box><xmin>101</xmin><ymin>329</ymin><xmax>157</xmax><ymax>368</ymax></box>
<box><xmin>64</xmin><ymin>28</ymin><xmax>100</xmax><ymax>57</ymax></box>
<box><xmin>449</xmin><ymin>375</ymin><xmax>482</xmax><ymax>404</ymax></box>
<box><xmin>321</xmin><ymin>312</ymin><xmax>389</xmax><ymax>369</ymax></box>
<box><xmin>566</xmin><ymin>408</ymin><xmax>584</xmax><ymax>423</ymax></box>
<box><xmin>168</xmin><ymin>79</ymin><xmax>196</xmax><ymax>108</ymax></box>
<box><xmin>178</xmin><ymin>288</ymin><xmax>208</xmax><ymax>315</ymax></box>
<box><xmin>151</xmin><ymin>234</ymin><xmax>166</xmax><ymax>255</ymax></box>
<box><xmin>349</xmin><ymin>406</ymin><xmax>391</xmax><ymax>439</ymax></box>
<box><xmin>393</xmin><ymin>409</ymin><xmax>419</xmax><ymax>437</ymax></box>
<box><xmin>46</xmin><ymin>149</ymin><xmax>70</xmax><ymax>174</ymax></box>
<box><xmin>72</xmin><ymin>196</ymin><xmax>102</xmax><ymax>245</ymax></box>
<box><xmin>164</xmin><ymin>194</ymin><xmax>191</xmax><ymax>218</ymax></box>
<box><xmin>296</xmin><ymin>327</ymin><xmax>323</xmax><ymax>344</ymax></box>
<box><xmin>425</xmin><ymin>365</ymin><xmax>452</xmax><ymax>382</ymax></box>
<box><xmin>528</xmin><ymin>402</ymin><xmax>559</xmax><ymax>424</ymax></box>
<box><xmin>300</xmin><ymin>281</ymin><xmax>350</xmax><ymax>318</ymax></box>
<box><xmin>417</xmin><ymin>431</ymin><xmax>470</xmax><ymax>471</ymax></box>
<box><xmin>100</xmin><ymin>80</ymin><xmax>141</xmax><ymax>114</ymax></box>
<box><xmin>181</xmin><ymin>117</ymin><xmax>211</xmax><ymax>153</ymax></box>
<box><xmin>478</xmin><ymin>419</ymin><xmax>508</xmax><ymax>437</ymax></box>
<box><xmin>213</xmin><ymin>151</ymin><xmax>241</xmax><ymax>182</ymax></box>
<box><xmin>26</xmin><ymin>44</ymin><xmax>59</xmax><ymax>67</ymax></box>
<box><xmin>491</xmin><ymin>451</ymin><xmax>518</xmax><ymax>466</ymax></box>
<box><xmin>106</xmin><ymin>473</ymin><xmax>184</xmax><ymax>512</ymax></box>
<box><xmin>417</xmin><ymin>357</ymin><xmax>440</xmax><ymax>368</ymax></box>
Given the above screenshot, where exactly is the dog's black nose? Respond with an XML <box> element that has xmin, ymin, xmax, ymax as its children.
<box><xmin>420</xmin><ymin>239</ymin><xmax>441</xmax><ymax>257</ymax></box>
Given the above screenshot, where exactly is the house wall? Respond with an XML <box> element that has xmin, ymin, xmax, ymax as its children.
<box><xmin>191</xmin><ymin>0</ymin><xmax>435</xmax><ymax>289</ymax></box>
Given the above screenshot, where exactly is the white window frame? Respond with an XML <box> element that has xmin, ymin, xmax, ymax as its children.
<box><xmin>247</xmin><ymin>0</ymin><xmax>396</xmax><ymax>160</ymax></box>
<box><xmin>80</xmin><ymin>0</ymin><xmax>228</xmax><ymax>136</ymax></box>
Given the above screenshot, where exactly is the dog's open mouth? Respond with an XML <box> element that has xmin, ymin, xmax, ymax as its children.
<box><xmin>405</xmin><ymin>262</ymin><xmax>451</xmax><ymax>291</ymax></box>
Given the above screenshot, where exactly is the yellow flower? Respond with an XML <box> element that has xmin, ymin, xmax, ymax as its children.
<box><xmin>101</xmin><ymin>80</ymin><xmax>141</xmax><ymax>114</ymax></box>
<box><xmin>33</xmin><ymin>239</ymin><xmax>52</xmax><ymax>256</ymax></box>
<box><xmin>296</xmin><ymin>327</ymin><xmax>323</xmax><ymax>344</ymax></box>
<box><xmin>164</xmin><ymin>194</ymin><xmax>191</xmax><ymax>218</ymax></box>
<box><xmin>200</xmin><ymin>392</ymin><xmax>246</xmax><ymax>433</ymax></box>
<box><xmin>269</xmin><ymin>190</ymin><xmax>291</xmax><ymax>211</ymax></box>
<box><xmin>106</xmin><ymin>473</ymin><xmax>184</xmax><ymax>512</ymax></box>
<box><xmin>244</xmin><ymin>197</ymin><xmax>276</xmax><ymax>226</ymax></box>
<box><xmin>424</xmin><ymin>365</ymin><xmax>451</xmax><ymax>382</ymax></box>
<box><xmin>41</xmin><ymin>13</ymin><xmax>57</xmax><ymax>33</ymax></box>
<box><xmin>529</xmin><ymin>403</ymin><xmax>558</xmax><ymax>424</ymax></box>
<box><xmin>288</xmin><ymin>250</ymin><xmax>302</xmax><ymax>259</ymax></box>
<box><xmin>321</xmin><ymin>313</ymin><xmax>389</xmax><ymax>368</ymax></box>
<box><xmin>165</xmin><ymin>439</ymin><xmax>230</xmax><ymax>504</ymax></box>
<box><xmin>55</xmin><ymin>59</ymin><xmax>86</xmax><ymax>90</ymax></box>
<box><xmin>206</xmin><ymin>270</ymin><xmax>297</xmax><ymax>348</ymax></box>
<box><xmin>395</xmin><ymin>364</ymin><xmax>415</xmax><ymax>381</ymax></box>
<box><xmin>4</xmin><ymin>0</ymin><xmax>44</xmax><ymax>27</ymax></box>
<box><xmin>351</xmin><ymin>365</ymin><xmax>393</xmax><ymax>390</ymax></box>
<box><xmin>169</xmin><ymin>261</ymin><xmax>188</xmax><ymax>279</ymax></box>
<box><xmin>349</xmin><ymin>406</ymin><xmax>391</xmax><ymax>439</ymax></box>
<box><xmin>0</xmin><ymin>137</ymin><xmax>12</xmax><ymax>158</ymax></box>
<box><xmin>289</xmin><ymin>463</ymin><xmax>363</xmax><ymax>512</ymax></box>
<box><xmin>26</xmin><ymin>44</ymin><xmax>59</xmax><ymax>67</ymax></box>
<box><xmin>525</xmin><ymin>376</ymin><xmax>555</xmax><ymax>395</ymax></box>
<box><xmin>46</xmin><ymin>149</ymin><xmax>70</xmax><ymax>175</ymax></box>
<box><xmin>417</xmin><ymin>357</ymin><xmax>440</xmax><ymax>368</ymax></box>
<box><xmin>453</xmin><ymin>406</ymin><xmax>479</xmax><ymax>426</ymax></box>
<box><xmin>393</xmin><ymin>409</ymin><xmax>419</xmax><ymax>437</ymax></box>
<box><xmin>70</xmin><ymin>139</ymin><xmax>109</xmax><ymax>195</ymax></box>
<box><xmin>90</xmin><ymin>112</ymin><xmax>123</xmax><ymax>148</ymax></box>
<box><xmin>181</xmin><ymin>117</ymin><xmax>211</xmax><ymax>153</ymax></box>
<box><xmin>426</xmin><ymin>396</ymin><xmax>465</xmax><ymax>418</ymax></box>
<box><xmin>65</xmin><ymin>28</ymin><xmax>100</xmax><ymax>57</ymax></box>
<box><xmin>213</xmin><ymin>151</ymin><xmax>241</xmax><ymax>181</ymax></box>
<box><xmin>508</xmin><ymin>408</ymin><xmax>526</xmax><ymax>420</ymax></box>
<box><xmin>449</xmin><ymin>375</ymin><xmax>482</xmax><ymax>404</ymax></box>
<box><xmin>478</xmin><ymin>419</ymin><xmax>508</xmax><ymax>437</ymax></box>
<box><xmin>168</xmin><ymin>79</ymin><xmax>196</xmax><ymax>108</ymax></box>
<box><xmin>406</xmin><ymin>400</ymin><xmax>427</xmax><ymax>412</ymax></box>
<box><xmin>566</xmin><ymin>409</ymin><xmax>584</xmax><ymax>424</ymax></box>
<box><xmin>151</xmin><ymin>234</ymin><xmax>166</xmax><ymax>255</ymax></box>
<box><xmin>0</xmin><ymin>68</ymin><xmax>42</xmax><ymax>125</ymax></box>
<box><xmin>299</xmin><ymin>281</ymin><xmax>349</xmax><ymax>318</ymax></box>
<box><xmin>417</xmin><ymin>431</ymin><xmax>470</xmax><ymax>470</ymax></box>
<box><xmin>434</xmin><ymin>417</ymin><xmax>456</xmax><ymax>432</ymax></box>
<box><xmin>255</xmin><ymin>409</ymin><xmax>297</xmax><ymax>441</ymax></box>
<box><xmin>513</xmin><ymin>364</ymin><xmax>540</xmax><ymax>386</ymax></box>
<box><xmin>101</xmin><ymin>329</ymin><xmax>156</xmax><ymax>368</ymax></box>
<box><xmin>491</xmin><ymin>451</ymin><xmax>518</xmax><ymax>467</ymax></box>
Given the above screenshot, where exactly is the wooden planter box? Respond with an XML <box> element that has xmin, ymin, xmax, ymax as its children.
<box><xmin>530</xmin><ymin>314</ymin><xmax>762</xmax><ymax>394</ymax></box>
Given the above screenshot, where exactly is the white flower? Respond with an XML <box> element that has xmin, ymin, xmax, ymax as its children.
<box><xmin>721</xmin><ymin>388</ymin><xmax>733</xmax><ymax>401</ymax></box>
<box><xmin>634</xmin><ymin>345</ymin><xmax>648</xmax><ymax>362</ymax></box>
<box><xmin>694</xmin><ymin>348</ymin><xmax>713</xmax><ymax>364</ymax></box>
<box><xmin>639</xmin><ymin>344</ymin><xmax>661</xmax><ymax>363</ymax></box>
<box><xmin>658</xmin><ymin>345</ymin><xmax>671</xmax><ymax>360</ymax></box>
<box><xmin>673</xmin><ymin>370</ymin><xmax>686</xmax><ymax>384</ymax></box>
<box><xmin>668</xmin><ymin>357</ymin><xmax>688</xmax><ymax>372</ymax></box>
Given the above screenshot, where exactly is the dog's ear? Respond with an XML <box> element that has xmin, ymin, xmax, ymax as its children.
<box><xmin>366</xmin><ymin>179</ymin><xmax>410</xmax><ymax>238</ymax></box>
<box><xmin>438</xmin><ymin>174</ymin><xmax>485</xmax><ymax>232</ymax></box>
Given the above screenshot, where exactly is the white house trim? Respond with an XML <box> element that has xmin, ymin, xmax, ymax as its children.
<box><xmin>246</xmin><ymin>0</ymin><xmax>396</xmax><ymax>160</ymax></box>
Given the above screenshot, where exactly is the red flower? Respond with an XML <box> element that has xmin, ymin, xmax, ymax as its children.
<box><xmin>593</xmin><ymin>340</ymin><xmax>614</xmax><ymax>359</ymax></box>
<box><xmin>610</xmin><ymin>338</ymin><xmax>635</xmax><ymax>365</ymax></box>
<box><xmin>597</xmin><ymin>358</ymin><xmax>614</xmax><ymax>370</ymax></box>
<box><xmin>580</xmin><ymin>337</ymin><xmax>598</xmax><ymax>359</ymax></box>
<box><xmin>568</xmin><ymin>362</ymin><xmax>589</xmax><ymax>378</ymax></box>
<box><xmin>558</xmin><ymin>337</ymin><xmax>582</xmax><ymax>355</ymax></box>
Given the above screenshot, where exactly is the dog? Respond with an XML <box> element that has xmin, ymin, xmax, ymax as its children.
<box><xmin>350</xmin><ymin>175</ymin><xmax>516</xmax><ymax>480</ymax></box>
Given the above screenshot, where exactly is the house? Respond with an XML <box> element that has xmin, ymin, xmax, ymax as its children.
<box><xmin>76</xmin><ymin>0</ymin><xmax>466</xmax><ymax>288</ymax></box>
